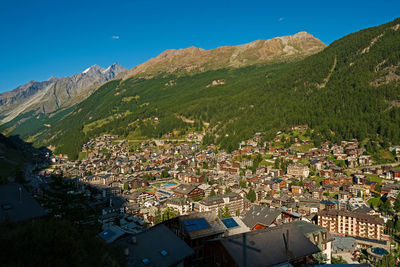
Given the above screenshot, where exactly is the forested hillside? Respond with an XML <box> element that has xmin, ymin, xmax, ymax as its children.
<box><xmin>22</xmin><ymin>18</ymin><xmax>400</xmax><ymax>159</ymax></box>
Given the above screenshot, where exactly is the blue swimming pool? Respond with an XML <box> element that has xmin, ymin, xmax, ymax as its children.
<box><xmin>161</xmin><ymin>183</ymin><xmax>176</xmax><ymax>187</ymax></box>
<box><xmin>372</xmin><ymin>247</ymin><xmax>388</xmax><ymax>256</ymax></box>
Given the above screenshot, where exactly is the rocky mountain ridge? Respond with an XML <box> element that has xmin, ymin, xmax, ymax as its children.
<box><xmin>128</xmin><ymin>31</ymin><xmax>326</xmax><ymax>77</ymax></box>
<box><xmin>0</xmin><ymin>63</ymin><xmax>128</xmax><ymax>123</ymax></box>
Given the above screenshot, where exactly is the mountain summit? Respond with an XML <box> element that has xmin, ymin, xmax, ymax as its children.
<box><xmin>82</xmin><ymin>64</ymin><xmax>104</xmax><ymax>74</ymax></box>
<box><xmin>129</xmin><ymin>32</ymin><xmax>326</xmax><ymax>77</ymax></box>
<box><xmin>0</xmin><ymin>63</ymin><xmax>128</xmax><ymax>123</ymax></box>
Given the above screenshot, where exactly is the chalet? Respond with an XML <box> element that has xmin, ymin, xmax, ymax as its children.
<box><xmin>256</xmin><ymin>166</ymin><xmax>270</xmax><ymax>175</ymax></box>
<box><xmin>255</xmin><ymin>188</ymin><xmax>264</xmax><ymax>201</ymax></box>
<box><xmin>323</xmin><ymin>184</ymin><xmax>340</xmax><ymax>193</ymax></box>
<box><xmin>271</xmin><ymin>194</ymin><xmax>294</xmax><ymax>207</ymax></box>
<box><xmin>173</xmin><ymin>184</ymin><xmax>205</xmax><ymax>200</ymax></box>
<box><xmin>322</xmin><ymin>175</ymin><xmax>352</xmax><ymax>187</ymax></box>
<box><xmin>347</xmin><ymin>157</ymin><xmax>358</xmax><ymax>168</ymax></box>
<box><xmin>272</xmin><ymin>178</ymin><xmax>286</xmax><ymax>190</ymax></box>
<box><xmin>125</xmin><ymin>191</ymin><xmax>155</xmax><ymax>205</ymax></box>
<box><xmin>331</xmin><ymin>166</ymin><xmax>345</xmax><ymax>175</ymax></box>
<box><xmin>331</xmin><ymin>144</ymin><xmax>344</xmax><ymax>154</ymax></box>
<box><xmin>303</xmin><ymin>180</ymin><xmax>317</xmax><ymax>189</ymax></box>
<box><xmin>338</xmin><ymin>191</ymin><xmax>351</xmax><ymax>201</ymax></box>
<box><xmin>320</xmin><ymin>200</ymin><xmax>338</xmax><ymax>210</ymax></box>
<box><xmin>336</xmin><ymin>154</ymin><xmax>348</xmax><ymax>160</ymax></box>
<box><xmin>128</xmin><ymin>178</ymin><xmax>148</xmax><ymax>188</ymax></box>
<box><xmin>320</xmin><ymin>169</ymin><xmax>333</xmax><ymax>178</ymax></box>
<box><xmin>242</xmin><ymin>206</ymin><xmax>300</xmax><ymax>230</ymax></box>
<box><xmin>219</xmin><ymin>166</ymin><xmax>240</xmax><ymax>175</ymax></box>
<box><xmin>310</xmin><ymin>160</ymin><xmax>322</xmax><ymax>170</ymax></box>
<box><xmin>247</xmin><ymin>175</ymin><xmax>261</xmax><ymax>185</ymax></box>
<box><xmin>353</xmin><ymin>174</ymin><xmax>366</xmax><ymax>185</ymax></box>
<box><xmin>310</xmin><ymin>188</ymin><xmax>323</xmax><ymax>199</ymax></box>
<box><xmin>232</xmin><ymin>162</ymin><xmax>240</xmax><ymax>168</ymax></box>
<box><xmin>359</xmin><ymin>155</ymin><xmax>372</xmax><ymax>166</ymax></box>
<box><xmin>348</xmin><ymin>184</ymin><xmax>366</xmax><ymax>198</ymax></box>
<box><xmin>186</xmin><ymin>174</ymin><xmax>205</xmax><ymax>184</ymax></box>
<box><xmin>245</xmin><ymin>169</ymin><xmax>252</xmax><ymax>177</ymax></box>
<box><xmin>393</xmin><ymin>170</ymin><xmax>400</xmax><ymax>181</ymax></box>
<box><xmin>166</xmin><ymin>197</ymin><xmax>191</xmax><ymax>215</ymax></box>
<box><xmin>381</xmin><ymin>183</ymin><xmax>400</xmax><ymax>195</ymax></box>
<box><xmin>297</xmin><ymin>201</ymin><xmax>321</xmax><ymax>215</ymax></box>
<box><xmin>197</xmin><ymin>184</ymin><xmax>212</xmax><ymax>196</ymax></box>
<box><xmin>269</xmin><ymin>168</ymin><xmax>283</xmax><ymax>178</ymax></box>
<box><xmin>291</xmin><ymin>185</ymin><xmax>303</xmax><ymax>194</ymax></box>
<box><xmin>263</xmin><ymin>180</ymin><xmax>274</xmax><ymax>191</ymax></box>
<box><xmin>346</xmin><ymin>147</ymin><xmax>359</xmax><ymax>157</ymax></box>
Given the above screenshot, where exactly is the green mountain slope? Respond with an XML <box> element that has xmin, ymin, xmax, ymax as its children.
<box><xmin>1</xmin><ymin>32</ymin><xmax>325</xmax><ymax>147</ymax></box>
<box><xmin>22</xmin><ymin>18</ymin><xmax>400</xmax><ymax>159</ymax></box>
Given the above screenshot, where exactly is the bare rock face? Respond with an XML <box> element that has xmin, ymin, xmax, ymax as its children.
<box><xmin>0</xmin><ymin>63</ymin><xmax>128</xmax><ymax>123</ymax></box>
<box><xmin>129</xmin><ymin>32</ymin><xmax>326</xmax><ymax>77</ymax></box>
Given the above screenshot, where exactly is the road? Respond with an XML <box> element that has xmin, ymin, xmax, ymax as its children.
<box><xmin>347</xmin><ymin>162</ymin><xmax>399</xmax><ymax>173</ymax></box>
<box><xmin>24</xmin><ymin>160</ymin><xmax>50</xmax><ymax>189</ymax></box>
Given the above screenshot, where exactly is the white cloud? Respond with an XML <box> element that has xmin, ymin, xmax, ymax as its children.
<box><xmin>112</xmin><ymin>35</ymin><xmax>120</xmax><ymax>39</ymax></box>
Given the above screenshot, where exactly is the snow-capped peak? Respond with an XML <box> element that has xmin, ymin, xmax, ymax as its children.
<box><xmin>82</xmin><ymin>64</ymin><xmax>104</xmax><ymax>74</ymax></box>
<box><xmin>102</xmin><ymin>66</ymin><xmax>111</xmax><ymax>73</ymax></box>
<box><xmin>82</xmin><ymin>63</ymin><xmax>126</xmax><ymax>75</ymax></box>
<box><xmin>82</xmin><ymin>66</ymin><xmax>92</xmax><ymax>74</ymax></box>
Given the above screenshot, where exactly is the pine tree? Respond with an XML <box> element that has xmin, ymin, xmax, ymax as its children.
<box><xmin>221</xmin><ymin>206</ymin><xmax>231</xmax><ymax>218</ymax></box>
<box><xmin>379</xmin><ymin>199</ymin><xmax>392</xmax><ymax>214</ymax></box>
<box><xmin>209</xmin><ymin>188</ymin><xmax>216</xmax><ymax>197</ymax></box>
<box><xmin>247</xmin><ymin>188</ymin><xmax>256</xmax><ymax>203</ymax></box>
<box><xmin>123</xmin><ymin>182</ymin><xmax>129</xmax><ymax>191</ymax></box>
<box><xmin>236</xmin><ymin>209</ymin><xmax>240</xmax><ymax>216</ymax></box>
<box><xmin>394</xmin><ymin>193</ymin><xmax>400</xmax><ymax>212</ymax></box>
<box><xmin>274</xmin><ymin>158</ymin><xmax>280</xmax><ymax>169</ymax></box>
<box><xmin>395</xmin><ymin>220</ymin><xmax>400</xmax><ymax>233</ymax></box>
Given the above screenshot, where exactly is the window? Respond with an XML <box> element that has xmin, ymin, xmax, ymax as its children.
<box><xmin>322</xmin><ymin>232</ymin><xmax>326</xmax><ymax>240</ymax></box>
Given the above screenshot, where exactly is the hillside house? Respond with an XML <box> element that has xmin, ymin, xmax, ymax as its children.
<box><xmin>173</xmin><ymin>184</ymin><xmax>205</xmax><ymax>200</ymax></box>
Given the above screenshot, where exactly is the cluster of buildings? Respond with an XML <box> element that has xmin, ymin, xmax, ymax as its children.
<box><xmin>44</xmin><ymin>129</ymin><xmax>400</xmax><ymax>265</ymax></box>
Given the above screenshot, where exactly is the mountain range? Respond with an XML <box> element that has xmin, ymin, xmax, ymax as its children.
<box><xmin>0</xmin><ymin>63</ymin><xmax>128</xmax><ymax>124</ymax></box>
<box><xmin>0</xmin><ymin>31</ymin><xmax>325</xmax><ymax>143</ymax></box>
<box><xmin>1</xmin><ymin>18</ymin><xmax>400</xmax><ymax>159</ymax></box>
<box><xmin>128</xmin><ymin>31</ymin><xmax>325</xmax><ymax>77</ymax></box>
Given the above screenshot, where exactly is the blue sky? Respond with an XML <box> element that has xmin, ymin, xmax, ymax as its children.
<box><xmin>0</xmin><ymin>0</ymin><xmax>399</xmax><ymax>93</ymax></box>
